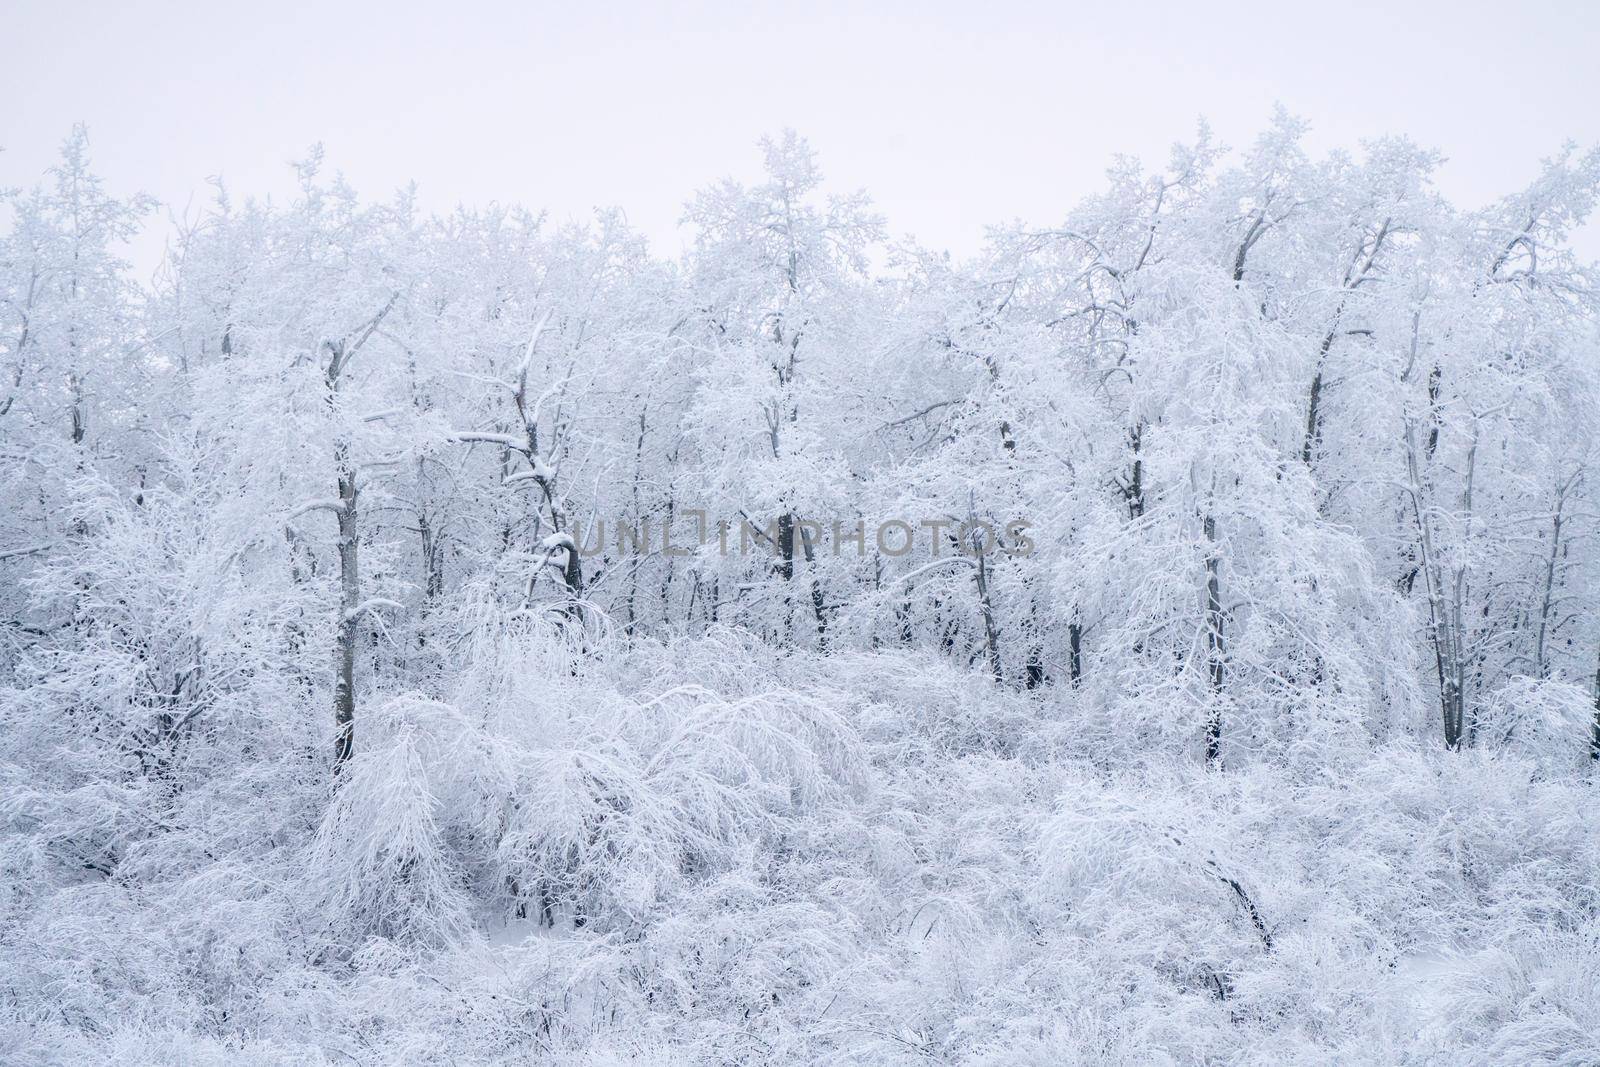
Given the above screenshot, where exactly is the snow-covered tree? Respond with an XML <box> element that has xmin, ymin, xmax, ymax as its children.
<box><xmin>3</xmin><ymin>119</ymin><xmax>1599</xmax><ymax>1065</ymax></box>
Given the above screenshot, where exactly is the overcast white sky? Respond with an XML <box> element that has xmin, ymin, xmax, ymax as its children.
<box><xmin>5</xmin><ymin>0</ymin><xmax>1599</xmax><ymax>276</ymax></box>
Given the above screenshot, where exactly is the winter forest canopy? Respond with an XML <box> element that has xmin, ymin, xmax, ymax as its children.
<box><xmin>3</xmin><ymin>115</ymin><xmax>1600</xmax><ymax>1064</ymax></box>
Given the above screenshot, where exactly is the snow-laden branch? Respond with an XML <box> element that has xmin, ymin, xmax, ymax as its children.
<box><xmin>342</xmin><ymin>598</ymin><xmax>405</xmax><ymax>623</ymax></box>
<box><xmin>514</xmin><ymin>310</ymin><xmax>554</xmax><ymax>402</ymax></box>
<box><xmin>288</xmin><ymin>499</ymin><xmax>348</xmax><ymax>520</ymax></box>
<box><xmin>883</xmin><ymin>556</ymin><xmax>977</xmax><ymax>589</ymax></box>
<box><xmin>503</xmin><ymin>456</ymin><xmax>556</xmax><ymax>485</ymax></box>
<box><xmin>452</xmin><ymin>431</ymin><xmax>529</xmax><ymax>453</ymax></box>
<box><xmin>525</xmin><ymin>375</ymin><xmax>573</xmax><ymax>436</ymax></box>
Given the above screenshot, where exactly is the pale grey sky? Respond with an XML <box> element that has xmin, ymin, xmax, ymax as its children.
<box><xmin>5</xmin><ymin>0</ymin><xmax>1599</xmax><ymax>275</ymax></box>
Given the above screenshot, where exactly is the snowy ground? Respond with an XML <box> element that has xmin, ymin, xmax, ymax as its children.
<box><xmin>4</xmin><ymin>632</ymin><xmax>1597</xmax><ymax>1065</ymax></box>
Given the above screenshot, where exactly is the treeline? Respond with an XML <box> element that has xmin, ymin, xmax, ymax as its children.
<box><xmin>4</xmin><ymin>117</ymin><xmax>1600</xmax><ymax>772</ymax></box>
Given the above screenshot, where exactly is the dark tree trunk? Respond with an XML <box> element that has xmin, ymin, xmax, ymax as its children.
<box><xmin>333</xmin><ymin>452</ymin><xmax>359</xmax><ymax>768</ymax></box>
<box><xmin>775</xmin><ymin>512</ymin><xmax>795</xmax><ymax>582</ymax></box>
<box><xmin>1126</xmin><ymin>422</ymin><xmax>1146</xmax><ymax>520</ymax></box>
<box><xmin>1068</xmin><ymin>614</ymin><xmax>1083</xmax><ymax>688</ymax></box>
<box><xmin>1203</xmin><ymin>514</ymin><xmax>1225</xmax><ymax>766</ymax></box>
<box><xmin>1301</xmin><ymin>361</ymin><xmax>1327</xmax><ymax>467</ymax></box>
<box><xmin>798</xmin><ymin>519</ymin><xmax>828</xmax><ymax>644</ymax></box>
<box><xmin>1591</xmin><ymin>650</ymin><xmax>1600</xmax><ymax>761</ymax></box>
<box><xmin>973</xmin><ymin>546</ymin><xmax>1003</xmax><ymax>682</ymax></box>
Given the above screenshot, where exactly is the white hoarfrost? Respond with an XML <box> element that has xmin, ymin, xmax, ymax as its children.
<box><xmin>2</xmin><ymin>121</ymin><xmax>1599</xmax><ymax>1064</ymax></box>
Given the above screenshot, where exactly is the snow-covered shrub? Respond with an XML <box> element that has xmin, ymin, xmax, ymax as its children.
<box><xmin>1420</xmin><ymin>920</ymin><xmax>1600</xmax><ymax>1066</ymax></box>
<box><xmin>306</xmin><ymin>700</ymin><xmax>472</xmax><ymax>952</ymax></box>
<box><xmin>1475</xmin><ymin>676</ymin><xmax>1596</xmax><ymax>775</ymax></box>
<box><xmin>1034</xmin><ymin>766</ymin><xmax>1277</xmax><ymax>997</ymax></box>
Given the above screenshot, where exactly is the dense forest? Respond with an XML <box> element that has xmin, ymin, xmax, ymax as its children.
<box><xmin>3</xmin><ymin>116</ymin><xmax>1599</xmax><ymax>1063</ymax></box>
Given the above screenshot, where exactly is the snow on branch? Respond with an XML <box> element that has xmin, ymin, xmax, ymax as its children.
<box><xmin>514</xmin><ymin>310</ymin><xmax>554</xmax><ymax>402</ymax></box>
<box><xmin>288</xmin><ymin>499</ymin><xmax>348</xmax><ymax>520</ymax></box>
<box><xmin>451</xmin><ymin>431</ymin><xmax>530</xmax><ymax>453</ymax></box>
<box><xmin>504</xmin><ymin>456</ymin><xmax>556</xmax><ymax>486</ymax></box>
<box><xmin>343</xmin><ymin>598</ymin><xmax>405</xmax><ymax>623</ymax></box>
